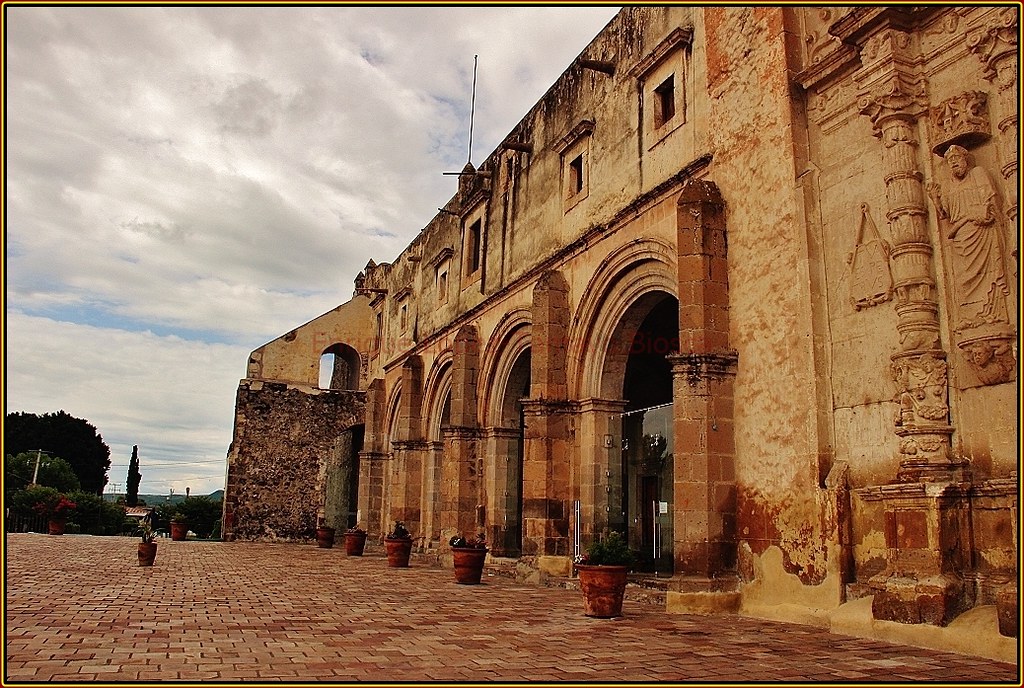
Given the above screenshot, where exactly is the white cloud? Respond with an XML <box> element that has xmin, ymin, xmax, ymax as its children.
<box><xmin>5</xmin><ymin>311</ymin><xmax>244</xmax><ymax>495</ymax></box>
<box><xmin>4</xmin><ymin>6</ymin><xmax>620</xmax><ymax>496</ymax></box>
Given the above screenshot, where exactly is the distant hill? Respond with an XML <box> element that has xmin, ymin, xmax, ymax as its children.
<box><xmin>104</xmin><ymin>490</ymin><xmax>223</xmax><ymax>505</ymax></box>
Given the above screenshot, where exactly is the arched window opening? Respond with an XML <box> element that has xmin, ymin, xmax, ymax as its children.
<box><xmin>319</xmin><ymin>343</ymin><xmax>361</xmax><ymax>390</ymax></box>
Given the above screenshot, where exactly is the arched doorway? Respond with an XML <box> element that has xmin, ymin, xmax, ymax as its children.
<box><xmin>604</xmin><ymin>293</ymin><xmax>678</xmax><ymax>574</ymax></box>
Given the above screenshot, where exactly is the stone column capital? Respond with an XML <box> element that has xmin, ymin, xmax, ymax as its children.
<box><xmin>966</xmin><ymin>8</ymin><xmax>1019</xmax><ymax>85</ymax></box>
<box><xmin>858</xmin><ymin>72</ymin><xmax>928</xmax><ymax>133</ymax></box>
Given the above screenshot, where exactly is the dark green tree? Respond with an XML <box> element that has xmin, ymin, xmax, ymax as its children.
<box><xmin>4</xmin><ymin>452</ymin><xmax>81</xmax><ymax>500</ymax></box>
<box><xmin>157</xmin><ymin>496</ymin><xmax>222</xmax><ymax>539</ymax></box>
<box><xmin>126</xmin><ymin>445</ymin><xmax>142</xmax><ymax>507</ymax></box>
<box><xmin>4</xmin><ymin>411</ymin><xmax>111</xmax><ymax>494</ymax></box>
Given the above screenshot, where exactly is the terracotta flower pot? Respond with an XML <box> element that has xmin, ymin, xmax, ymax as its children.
<box><xmin>452</xmin><ymin>547</ymin><xmax>488</xmax><ymax>584</ymax></box>
<box><xmin>170</xmin><ymin>522</ymin><xmax>188</xmax><ymax>541</ymax></box>
<box><xmin>138</xmin><ymin>542</ymin><xmax>157</xmax><ymax>566</ymax></box>
<box><xmin>47</xmin><ymin>519</ymin><xmax>66</xmax><ymax>535</ymax></box>
<box><xmin>576</xmin><ymin>564</ymin><xmax>628</xmax><ymax>618</ymax></box>
<box><xmin>345</xmin><ymin>531</ymin><xmax>367</xmax><ymax>556</ymax></box>
<box><xmin>316</xmin><ymin>526</ymin><xmax>336</xmax><ymax>548</ymax></box>
<box><xmin>384</xmin><ymin>537</ymin><xmax>412</xmax><ymax>567</ymax></box>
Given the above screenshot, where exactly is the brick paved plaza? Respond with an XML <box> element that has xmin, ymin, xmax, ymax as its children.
<box><xmin>4</xmin><ymin>533</ymin><xmax>1019</xmax><ymax>683</ymax></box>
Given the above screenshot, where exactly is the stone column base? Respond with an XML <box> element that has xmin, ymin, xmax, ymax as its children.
<box><xmin>870</xmin><ymin>573</ymin><xmax>970</xmax><ymax>626</ymax></box>
<box><xmin>666</xmin><ymin>575</ymin><xmax>741</xmax><ymax>615</ymax></box>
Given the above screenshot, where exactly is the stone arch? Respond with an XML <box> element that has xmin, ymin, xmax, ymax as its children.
<box><xmin>480</xmin><ymin>308</ymin><xmax>532</xmax><ymax>427</ymax></box>
<box><xmin>318</xmin><ymin>342</ymin><xmax>361</xmax><ymax>390</ymax></box>
<box><xmin>423</xmin><ymin>352</ymin><xmax>454</xmax><ymax>441</ymax></box>
<box><xmin>383</xmin><ymin>379</ymin><xmax>403</xmax><ymax>453</ymax></box>
<box><xmin>569</xmin><ymin>239</ymin><xmax>678</xmax><ymax>400</ymax></box>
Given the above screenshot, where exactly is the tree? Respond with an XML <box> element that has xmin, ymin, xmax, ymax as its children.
<box><xmin>4</xmin><ymin>452</ymin><xmax>81</xmax><ymax>500</ymax></box>
<box><xmin>126</xmin><ymin>445</ymin><xmax>141</xmax><ymax>507</ymax></box>
<box><xmin>66</xmin><ymin>490</ymin><xmax>132</xmax><ymax>535</ymax></box>
<box><xmin>4</xmin><ymin>411</ymin><xmax>111</xmax><ymax>494</ymax></box>
<box><xmin>155</xmin><ymin>496</ymin><xmax>222</xmax><ymax>539</ymax></box>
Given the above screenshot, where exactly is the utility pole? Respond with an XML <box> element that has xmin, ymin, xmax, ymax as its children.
<box><xmin>29</xmin><ymin>449</ymin><xmax>50</xmax><ymax>486</ymax></box>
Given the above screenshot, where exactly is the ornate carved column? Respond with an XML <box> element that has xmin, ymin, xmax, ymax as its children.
<box><xmin>856</xmin><ymin>31</ymin><xmax>963</xmax><ymax>483</ymax></box>
<box><xmin>849</xmin><ymin>20</ymin><xmax>972</xmax><ymax>626</ymax></box>
<box><xmin>966</xmin><ymin>8</ymin><xmax>1019</xmax><ymax>233</ymax></box>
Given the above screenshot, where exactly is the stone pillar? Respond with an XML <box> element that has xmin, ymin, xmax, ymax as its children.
<box><xmin>439</xmin><ymin>325</ymin><xmax>482</xmax><ymax>547</ymax></box>
<box><xmin>850</xmin><ymin>19</ymin><xmax>972</xmax><ymax>626</ymax></box>
<box><xmin>521</xmin><ymin>271</ymin><xmax>573</xmax><ymax>575</ymax></box>
<box><xmin>575</xmin><ymin>398</ymin><xmax>628</xmax><ymax>542</ymax></box>
<box><xmin>484</xmin><ymin>426</ymin><xmax>524</xmax><ymax>557</ymax></box>
<box><xmin>668</xmin><ymin>179</ymin><xmax>738</xmax><ymax>584</ymax></box>
<box><xmin>390</xmin><ymin>357</ymin><xmax>425</xmax><ymax>538</ymax></box>
<box><xmin>856</xmin><ymin>32</ymin><xmax>962</xmax><ymax>483</ymax></box>
<box><xmin>420</xmin><ymin>440</ymin><xmax>444</xmax><ymax>547</ymax></box>
<box><xmin>358</xmin><ymin>378</ymin><xmax>387</xmax><ymax>538</ymax></box>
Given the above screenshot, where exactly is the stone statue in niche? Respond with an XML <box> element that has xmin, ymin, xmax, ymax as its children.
<box><xmin>847</xmin><ymin>203</ymin><xmax>893</xmax><ymax>310</ymax></box>
<box><xmin>927</xmin><ymin>145</ymin><xmax>1016</xmax><ymax>385</ymax></box>
<box><xmin>927</xmin><ymin>145</ymin><xmax>1010</xmax><ymax>332</ymax></box>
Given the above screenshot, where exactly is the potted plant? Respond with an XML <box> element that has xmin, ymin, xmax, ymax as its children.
<box><xmin>575</xmin><ymin>530</ymin><xmax>634</xmax><ymax>618</ymax></box>
<box><xmin>316</xmin><ymin>522</ymin><xmax>336</xmax><ymax>548</ymax></box>
<box><xmin>449</xmin><ymin>533</ymin><xmax>488</xmax><ymax>585</ymax></box>
<box><xmin>138</xmin><ymin>522</ymin><xmax>157</xmax><ymax>566</ymax></box>
<box><xmin>384</xmin><ymin>521</ymin><xmax>413</xmax><ymax>567</ymax></box>
<box><xmin>170</xmin><ymin>512</ymin><xmax>188</xmax><ymax>541</ymax></box>
<box><xmin>345</xmin><ymin>526</ymin><xmax>368</xmax><ymax>556</ymax></box>
<box><xmin>31</xmin><ymin>491</ymin><xmax>77</xmax><ymax>535</ymax></box>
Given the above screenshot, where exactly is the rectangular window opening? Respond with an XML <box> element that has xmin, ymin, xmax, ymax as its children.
<box><xmin>466</xmin><ymin>219</ymin><xmax>482</xmax><ymax>276</ymax></box>
<box><xmin>654</xmin><ymin>74</ymin><xmax>675</xmax><ymax>128</ymax></box>
<box><xmin>437</xmin><ymin>268</ymin><xmax>449</xmax><ymax>304</ymax></box>
<box><xmin>569</xmin><ymin>154</ymin><xmax>584</xmax><ymax>195</ymax></box>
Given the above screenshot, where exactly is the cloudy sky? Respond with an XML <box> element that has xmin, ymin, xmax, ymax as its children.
<box><xmin>5</xmin><ymin>5</ymin><xmax>620</xmax><ymax>497</ymax></box>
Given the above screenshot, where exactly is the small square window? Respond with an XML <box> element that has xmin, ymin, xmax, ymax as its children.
<box><xmin>654</xmin><ymin>74</ymin><xmax>675</xmax><ymax>128</ymax></box>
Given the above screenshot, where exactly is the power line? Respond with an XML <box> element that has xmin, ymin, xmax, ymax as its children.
<box><xmin>109</xmin><ymin>459</ymin><xmax>224</xmax><ymax>468</ymax></box>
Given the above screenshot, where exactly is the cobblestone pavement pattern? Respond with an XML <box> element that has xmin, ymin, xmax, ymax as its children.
<box><xmin>4</xmin><ymin>534</ymin><xmax>1019</xmax><ymax>683</ymax></box>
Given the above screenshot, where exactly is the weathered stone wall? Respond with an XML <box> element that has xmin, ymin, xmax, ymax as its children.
<box><xmin>226</xmin><ymin>5</ymin><xmax>1017</xmax><ymax>649</ymax></box>
<box><xmin>224</xmin><ymin>380</ymin><xmax>365</xmax><ymax>541</ymax></box>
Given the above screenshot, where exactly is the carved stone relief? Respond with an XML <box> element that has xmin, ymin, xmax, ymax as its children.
<box><xmin>929</xmin><ymin>91</ymin><xmax>991</xmax><ymax>155</ymax></box>
<box><xmin>928</xmin><ymin>146</ymin><xmax>1010</xmax><ymax>330</ymax></box>
<box><xmin>927</xmin><ymin>144</ymin><xmax>1016</xmax><ymax>385</ymax></box>
<box><xmin>848</xmin><ymin>203</ymin><xmax>893</xmax><ymax>310</ymax></box>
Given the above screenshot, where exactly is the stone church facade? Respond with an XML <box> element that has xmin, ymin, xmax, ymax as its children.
<box><xmin>224</xmin><ymin>7</ymin><xmax>1018</xmax><ymax>654</ymax></box>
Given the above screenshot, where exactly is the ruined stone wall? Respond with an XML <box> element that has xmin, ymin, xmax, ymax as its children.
<box><xmin>224</xmin><ymin>380</ymin><xmax>365</xmax><ymax>541</ymax></box>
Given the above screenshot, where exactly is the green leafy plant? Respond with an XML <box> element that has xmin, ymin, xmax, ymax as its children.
<box><xmin>346</xmin><ymin>526</ymin><xmax>367</xmax><ymax>536</ymax></box>
<box><xmin>580</xmin><ymin>531</ymin><xmax>633</xmax><ymax>566</ymax></box>
<box><xmin>26</xmin><ymin>487</ymin><xmax>77</xmax><ymax>520</ymax></box>
<box><xmin>387</xmin><ymin>521</ymin><xmax>411</xmax><ymax>540</ymax></box>
<box><xmin>449</xmin><ymin>533</ymin><xmax>486</xmax><ymax>550</ymax></box>
<box><xmin>171</xmin><ymin>512</ymin><xmax>186</xmax><ymax>523</ymax></box>
<box><xmin>138</xmin><ymin>522</ymin><xmax>155</xmax><ymax>544</ymax></box>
